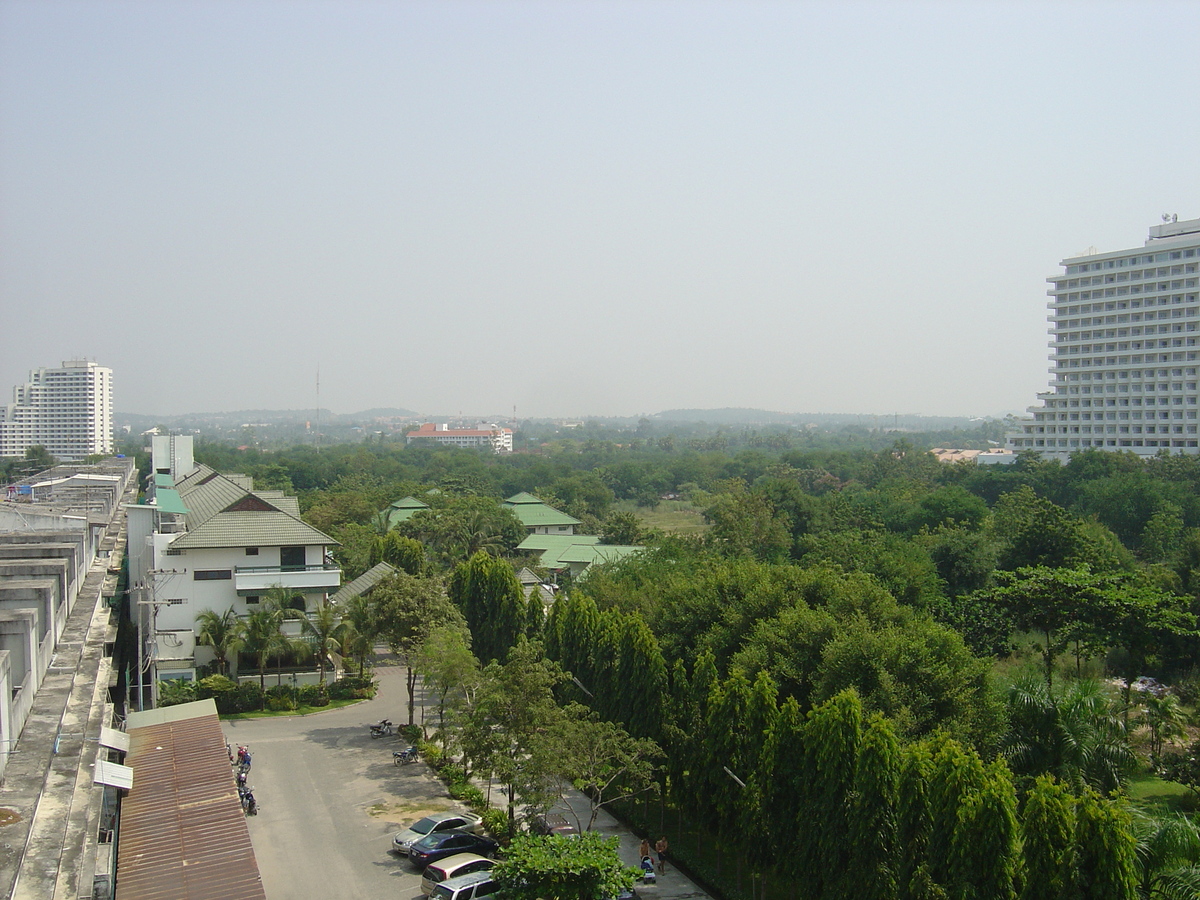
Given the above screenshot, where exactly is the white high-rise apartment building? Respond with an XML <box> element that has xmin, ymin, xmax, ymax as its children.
<box><xmin>0</xmin><ymin>360</ymin><xmax>114</xmax><ymax>461</ymax></box>
<box><xmin>1008</xmin><ymin>218</ymin><xmax>1200</xmax><ymax>463</ymax></box>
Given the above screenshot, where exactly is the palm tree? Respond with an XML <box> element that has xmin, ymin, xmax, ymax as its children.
<box><xmin>298</xmin><ymin>603</ymin><xmax>348</xmax><ymax>684</ymax></box>
<box><xmin>195</xmin><ymin>607</ymin><xmax>244</xmax><ymax>676</ymax></box>
<box><xmin>242</xmin><ymin>605</ymin><xmax>291</xmax><ymax>706</ymax></box>
<box><xmin>341</xmin><ymin>594</ymin><xmax>379</xmax><ymax>677</ymax></box>
<box><xmin>1004</xmin><ymin>676</ymin><xmax>1135</xmax><ymax>794</ymax></box>
<box><xmin>1141</xmin><ymin>692</ymin><xmax>1189</xmax><ymax>759</ymax></box>
<box><xmin>1133</xmin><ymin>811</ymin><xmax>1200</xmax><ymax>899</ymax></box>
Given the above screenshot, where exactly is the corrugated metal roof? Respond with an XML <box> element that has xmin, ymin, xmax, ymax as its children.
<box><xmin>152</xmin><ymin>489</ymin><xmax>189</xmax><ymax>515</ymax></box>
<box><xmin>116</xmin><ymin>699</ymin><xmax>265</xmax><ymax>900</ymax></box>
<box><xmin>517</xmin><ymin>534</ymin><xmax>601</xmax><ymax>552</ymax></box>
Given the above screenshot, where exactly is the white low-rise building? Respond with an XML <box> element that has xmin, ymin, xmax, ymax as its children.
<box><xmin>126</xmin><ymin>436</ymin><xmax>340</xmax><ymax>705</ymax></box>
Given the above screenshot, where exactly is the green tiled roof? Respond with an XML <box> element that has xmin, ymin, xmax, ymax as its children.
<box><xmin>557</xmin><ymin>544</ymin><xmax>643</xmax><ymax>565</ymax></box>
<box><xmin>386</xmin><ymin>496</ymin><xmax>431</xmax><ymax>527</ymax></box>
<box><xmin>503</xmin><ymin>492</ymin><xmax>543</xmax><ymax>505</ymax></box>
<box><xmin>331</xmin><ymin>562</ymin><xmax>397</xmax><ymax>605</ymax></box>
<box><xmin>517</xmin><ymin>534</ymin><xmax>601</xmax><ymax>567</ymax></box>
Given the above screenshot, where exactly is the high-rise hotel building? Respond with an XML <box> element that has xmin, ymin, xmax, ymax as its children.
<box><xmin>1007</xmin><ymin>218</ymin><xmax>1200</xmax><ymax>463</ymax></box>
<box><xmin>0</xmin><ymin>359</ymin><xmax>114</xmax><ymax>461</ymax></box>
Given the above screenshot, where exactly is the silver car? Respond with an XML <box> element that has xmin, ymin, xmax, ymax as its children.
<box><xmin>392</xmin><ymin>812</ymin><xmax>483</xmax><ymax>855</ymax></box>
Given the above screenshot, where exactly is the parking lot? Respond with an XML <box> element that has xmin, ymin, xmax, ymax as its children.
<box><xmin>224</xmin><ymin>655</ymin><xmax>709</xmax><ymax>900</ymax></box>
<box><xmin>224</xmin><ymin>658</ymin><xmax>461</xmax><ymax>898</ymax></box>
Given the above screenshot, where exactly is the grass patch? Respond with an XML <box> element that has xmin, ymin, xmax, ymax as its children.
<box><xmin>616</xmin><ymin>499</ymin><xmax>710</xmax><ymax>536</ymax></box>
<box><xmin>1128</xmin><ymin>770</ymin><xmax>1198</xmax><ymax>815</ymax></box>
<box><xmin>219</xmin><ymin>697</ymin><xmax>363</xmax><ymax>720</ymax></box>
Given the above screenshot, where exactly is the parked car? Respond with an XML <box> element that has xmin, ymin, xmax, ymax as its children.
<box><xmin>420</xmin><ymin>854</ymin><xmax>498</xmax><ymax>895</ymax></box>
<box><xmin>531</xmin><ymin>812</ymin><xmax>579</xmax><ymax>837</ymax></box>
<box><xmin>428</xmin><ymin>870</ymin><xmax>499</xmax><ymax>900</ymax></box>
<box><xmin>392</xmin><ymin>812</ymin><xmax>484</xmax><ymax>855</ymax></box>
<box><xmin>409</xmin><ymin>831</ymin><xmax>500</xmax><ymax>868</ymax></box>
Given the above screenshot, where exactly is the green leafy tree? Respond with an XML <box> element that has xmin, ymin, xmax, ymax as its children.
<box><xmin>242</xmin><ymin>604</ymin><xmax>292</xmax><ymax>705</ymax></box>
<box><xmin>195</xmin><ymin>607</ymin><xmax>244</xmax><ymax>676</ymax></box>
<box><xmin>1141</xmin><ymin>691</ymin><xmax>1188</xmax><ymax>759</ymax></box>
<box><xmin>897</xmin><ymin>740</ymin><xmax>934</xmax><ymax>900</ymax></box>
<box><xmin>703</xmin><ymin>488</ymin><xmax>791</xmax><ymax>562</ymax></box>
<box><xmin>414</xmin><ymin>623</ymin><xmax>480</xmax><ymax>752</ymax></box>
<box><xmin>803</xmin><ymin>689</ymin><xmax>863</xmax><ymax>900</ymax></box>
<box><xmin>553</xmin><ymin>705</ymin><xmax>662</xmax><ymax>831</ymax></box>
<box><xmin>599</xmin><ymin>511</ymin><xmax>650</xmax><ymax>546</ymax></box>
<box><xmin>372</xmin><ymin>530</ymin><xmax>427</xmax><ymax>575</ymax></box>
<box><xmin>493</xmin><ymin>832</ymin><xmax>638</xmax><ymax>900</ymax></box>
<box><xmin>461</xmin><ymin>640</ymin><xmax>568</xmax><ymax>834</ymax></box>
<box><xmin>1132</xmin><ymin>811</ymin><xmax>1200</xmax><ymax>900</ymax></box>
<box><xmin>370</xmin><ymin>572</ymin><xmax>465</xmax><ymax>724</ymax></box>
<box><xmin>925</xmin><ymin>735</ymin><xmax>985</xmax><ymax>892</ymax></box>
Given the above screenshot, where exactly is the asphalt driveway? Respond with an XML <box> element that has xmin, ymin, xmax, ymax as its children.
<box><xmin>223</xmin><ymin>656</ymin><xmax>450</xmax><ymax>898</ymax></box>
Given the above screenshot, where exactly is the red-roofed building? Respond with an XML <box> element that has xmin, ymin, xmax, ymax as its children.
<box><xmin>405</xmin><ymin>423</ymin><xmax>513</xmax><ymax>453</ymax></box>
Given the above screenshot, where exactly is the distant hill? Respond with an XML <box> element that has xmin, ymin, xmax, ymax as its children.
<box><xmin>651</xmin><ymin>408</ymin><xmax>988</xmax><ymax>429</ymax></box>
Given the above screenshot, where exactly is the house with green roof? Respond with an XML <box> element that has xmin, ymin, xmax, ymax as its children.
<box><xmin>502</xmin><ymin>492</ymin><xmax>582</xmax><ymax>535</ymax></box>
<box><xmin>516</xmin><ymin>532</ymin><xmax>643</xmax><ymax>581</ymax></box>
<box><xmin>126</xmin><ymin>436</ymin><xmax>341</xmax><ymax>698</ymax></box>
<box><xmin>385</xmin><ymin>496</ymin><xmax>431</xmax><ymax>529</ymax></box>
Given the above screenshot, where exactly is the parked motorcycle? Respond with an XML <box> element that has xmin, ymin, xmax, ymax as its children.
<box><xmin>370</xmin><ymin>719</ymin><xmax>394</xmax><ymax>738</ymax></box>
<box><xmin>392</xmin><ymin>746</ymin><xmax>419</xmax><ymax>765</ymax></box>
<box><xmin>239</xmin><ymin>785</ymin><xmax>258</xmax><ymax>816</ymax></box>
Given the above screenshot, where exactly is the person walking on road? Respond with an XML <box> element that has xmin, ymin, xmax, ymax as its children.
<box><xmin>655</xmin><ymin>836</ymin><xmax>669</xmax><ymax>875</ymax></box>
<box><xmin>639</xmin><ymin>838</ymin><xmax>650</xmax><ymax>861</ymax></box>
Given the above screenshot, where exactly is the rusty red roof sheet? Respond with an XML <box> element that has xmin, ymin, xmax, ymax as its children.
<box><xmin>116</xmin><ymin>704</ymin><xmax>265</xmax><ymax>900</ymax></box>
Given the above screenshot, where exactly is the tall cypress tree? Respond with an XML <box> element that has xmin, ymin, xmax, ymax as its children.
<box><xmin>615</xmin><ymin>613</ymin><xmax>667</xmax><ymax>739</ymax></box>
<box><xmin>898</xmin><ymin>740</ymin><xmax>935</xmax><ymax>900</ymax></box>
<box><xmin>803</xmin><ymin>689</ymin><xmax>863</xmax><ymax>900</ymax></box>
<box><xmin>850</xmin><ymin>713</ymin><xmax>901</xmax><ymax>900</ymax></box>
<box><xmin>448</xmin><ymin>551</ymin><xmax>525</xmax><ymax>663</ymax></box>
<box><xmin>1074</xmin><ymin>790</ymin><xmax>1139</xmax><ymax>900</ymax></box>
<box><xmin>925</xmin><ymin>735</ymin><xmax>985</xmax><ymax>893</ymax></box>
<box><xmin>949</xmin><ymin>760</ymin><xmax>1018</xmax><ymax>900</ymax></box>
<box><xmin>1019</xmin><ymin>775</ymin><xmax>1076</xmax><ymax>900</ymax></box>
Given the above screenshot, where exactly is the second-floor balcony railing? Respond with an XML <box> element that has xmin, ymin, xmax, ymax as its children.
<box><xmin>234</xmin><ymin>564</ymin><xmax>341</xmax><ymax>595</ymax></box>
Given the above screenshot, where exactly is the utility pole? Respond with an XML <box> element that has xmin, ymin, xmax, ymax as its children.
<box><xmin>133</xmin><ymin>568</ymin><xmax>181</xmax><ymax>710</ymax></box>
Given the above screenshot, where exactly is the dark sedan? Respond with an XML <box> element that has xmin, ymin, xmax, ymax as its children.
<box><xmin>409</xmin><ymin>831</ymin><xmax>500</xmax><ymax>868</ymax></box>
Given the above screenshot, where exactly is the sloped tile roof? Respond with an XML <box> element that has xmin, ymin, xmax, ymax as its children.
<box><xmin>169</xmin><ymin>509</ymin><xmax>336</xmax><ymax>550</ymax></box>
<box><xmin>331</xmin><ymin>561</ymin><xmax>397</xmax><ymax>605</ymax></box>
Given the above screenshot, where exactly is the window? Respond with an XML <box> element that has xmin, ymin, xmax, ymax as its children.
<box><xmin>194</xmin><ymin>569</ymin><xmax>232</xmax><ymax>581</ymax></box>
<box><xmin>246</xmin><ymin>595</ymin><xmax>260</xmax><ymax>605</ymax></box>
<box><xmin>245</xmin><ymin>547</ymin><xmax>259</xmax><ymax>556</ymax></box>
<box><xmin>280</xmin><ymin>546</ymin><xmax>306</xmax><ymax>570</ymax></box>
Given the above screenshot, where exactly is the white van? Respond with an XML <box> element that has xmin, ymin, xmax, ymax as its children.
<box><xmin>420</xmin><ymin>854</ymin><xmax>497</xmax><ymax>896</ymax></box>
<box><xmin>428</xmin><ymin>870</ymin><xmax>499</xmax><ymax>900</ymax></box>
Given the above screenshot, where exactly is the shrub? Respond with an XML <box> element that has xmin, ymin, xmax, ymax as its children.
<box><xmin>481</xmin><ymin>808</ymin><xmax>508</xmax><ymax>839</ymax></box>
<box><xmin>328</xmin><ymin>674</ymin><xmax>377</xmax><ymax>700</ymax></box>
<box><xmin>230</xmin><ymin>681</ymin><xmax>264</xmax><ymax>713</ymax></box>
<box><xmin>157</xmin><ymin>678</ymin><xmax>198</xmax><ymax>707</ymax></box>
<box><xmin>449</xmin><ymin>782</ymin><xmax>486</xmax><ymax>811</ymax></box>
<box><xmin>264</xmin><ymin>686</ymin><xmax>298</xmax><ymax>711</ymax></box>
<box><xmin>418</xmin><ymin>742</ymin><xmax>443</xmax><ymax>767</ymax></box>
<box><xmin>400</xmin><ymin>723</ymin><xmax>422</xmax><ymax>742</ymax></box>
<box><xmin>440</xmin><ymin>763</ymin><xmax>468</xmax><ymax>786</ymax></box>
<box><xmin>297</xmin><ymin>684</ymin><xmax>329</xmax><ymax>707</ymax></box>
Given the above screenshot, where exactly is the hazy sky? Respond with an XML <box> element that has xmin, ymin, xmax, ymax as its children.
<box><xmin>2</xmin><ymin>1</ymin><xmax>1198</xmax><ymax>420</ymax></box>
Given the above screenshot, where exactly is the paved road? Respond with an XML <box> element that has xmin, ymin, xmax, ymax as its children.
<box><xmin>225</xmin><ymin>656</ymin><xmax>709</xmax><ymax>900</ymax></box>
<box><xmin>224</xmin><ymin>658</ymin><xmax>448</xmax><ymax>899</ymax></box>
